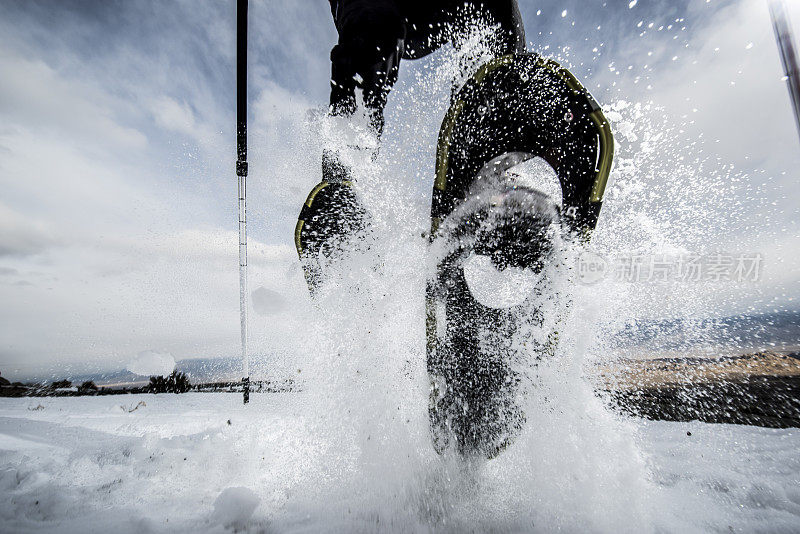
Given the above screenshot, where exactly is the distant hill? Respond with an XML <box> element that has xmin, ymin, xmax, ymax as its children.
<box><xmin>7</xmin><ymin>309</ymin><xmax>799</xmax><ymax>384</ymax></box>
<box><xmin>606</xmin><ymin>309</ymin><xmax>800</xmax><ymax>355</ymax></box>
<box><xmin>17</xmin><ymin>356</ymin><xmax>282</xmax><ymax>387</ymax></box>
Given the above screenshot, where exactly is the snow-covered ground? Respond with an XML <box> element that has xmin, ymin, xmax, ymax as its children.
<box><xmin>0</xmin><ymin>393</ymin><xmax>798</xmax><ymax>533</ymax></box>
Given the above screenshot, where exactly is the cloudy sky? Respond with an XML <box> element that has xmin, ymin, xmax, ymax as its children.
<box><xmin>1</xmin><ymin>0</ymin><xmax>798</xmax><ymax>379</ymax></box>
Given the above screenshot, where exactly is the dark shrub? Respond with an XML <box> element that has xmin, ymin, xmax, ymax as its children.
<box><xmin>77</xmin><ymin>381</ymin><xmax>98</xmax><ymax>394</ymax></box>
<box><xmin>149</xmin><ymin>371</ymin><xmax>191</xmax><ymax>394</ymax></box>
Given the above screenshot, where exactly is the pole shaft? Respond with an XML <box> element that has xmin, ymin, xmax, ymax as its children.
<box><xmin>237</xmin><ymin>0</ymin><xmax>250</xmax><ymax>404</ymax></box>
<box><xmin>770</xmin><ymin>0</ymin><xmax>800</xmax><ymax>144</ymax></box>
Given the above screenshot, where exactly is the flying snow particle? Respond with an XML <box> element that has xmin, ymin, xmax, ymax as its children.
<box><xmin>251</xmin><ymin>286</ymin><xmax>289</xmax><ymax>316</ymax></box>
<box><xmin>212</xmin><ymin>487</ymin><xmax>260</xmax><ymax>530</ymax></box>
<box><xmin>127</xmin><ymin>350</ymin><xmax>175</xmax><ymax>377</ymax></box>
<box><xmin>463</xmin><ymin>254</ymin><xmax>541</xmax><ymax>309</ymax></box>
<box><xmin>561</xmin><ymin>10</ymin><xmax>567</xmax><ymax>18</ymax></box>
<box><xmin>629</xmin><ymin>0</ymin><xmax>638</xmax><ymax>8</ymax></box>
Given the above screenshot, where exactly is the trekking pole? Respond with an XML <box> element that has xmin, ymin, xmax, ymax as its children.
<box><xmin>237</xmin><ymin>0</ymin><xmax>250</xmax><ymax>404</ymax></box>
<box><xmin>769</xmin><ymin>0</ymin><xmax>800</xmax><ymax>144</ymax></box>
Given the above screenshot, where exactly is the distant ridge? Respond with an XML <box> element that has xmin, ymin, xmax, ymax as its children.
<box><xmin>14</xmin><ymin>356</ymin><xmax>286</xmax><ymax>387</ymax></box>
<box><xmin>6</xmin><ymin>309</ymin><xmax>798</xmax><ymax>384</ymax></box>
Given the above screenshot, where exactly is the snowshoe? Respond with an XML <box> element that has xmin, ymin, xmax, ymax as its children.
<box><xmin>427</xmin><ymin>52</ymin><xmax>614</xmax><ymax>457</ymax></box>
<box><xmin>295</xmin><ymin>179</ymin><xmax>369</xmax><ymax>295</ymax></box>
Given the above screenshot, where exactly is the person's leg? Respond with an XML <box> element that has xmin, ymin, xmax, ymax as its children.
<box><xmin>298</xmin><ymin>1</ymin><xmax>407</xmax><ymax>291</ymax></box>
<box><xmin>323</xmin><ymin>0</ymin><xmax>408</xmax><ymax>188</ymax></box>
<box><xmin>326</xmin><ymin>0</ymin><xmax>525</xmax><ymax>157</ymax></box>
<box><xmin>328</xmin><ymin>0</ymin><xmax>406</xmax><ymax>138</ymax></box>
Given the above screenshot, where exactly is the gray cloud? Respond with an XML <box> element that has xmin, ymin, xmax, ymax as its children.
<box><xmin>0</xmin><ymin>54</ymin><xmax>147</xmax><ymax>150</ymax></box>
<box><xmin>0</xmin><ymin>202</ymin><xmax>55</xmax><ymax>257</ymax></box>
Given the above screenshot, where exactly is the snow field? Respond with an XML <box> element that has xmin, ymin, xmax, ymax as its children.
<box><xmin>0</xmin><ymin>394</ymin><xmax>798</xmax><ymax>533</ymax></box>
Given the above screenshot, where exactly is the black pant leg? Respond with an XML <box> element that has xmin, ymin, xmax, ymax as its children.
<box><xmin>328</xmin><ymin>0</ymin><xmax>406</xmax><ymax>136</ymax></box>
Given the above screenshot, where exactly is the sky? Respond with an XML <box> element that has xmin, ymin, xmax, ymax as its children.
<box><xmin>0</xmin><ymin>0</ymin><xmax>798</xmax><ymax>379</ymax></box>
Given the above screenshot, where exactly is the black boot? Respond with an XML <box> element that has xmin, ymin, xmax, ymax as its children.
<box><xmin>294</xmin><ymin>150</ymin><xmax>369</xmax><ymax>295</ymax></box>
